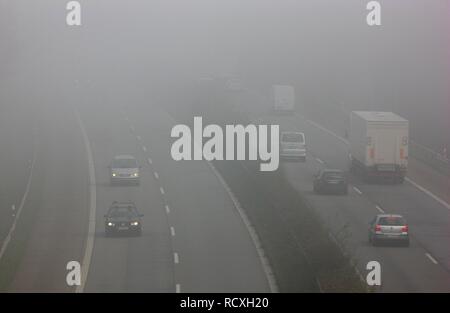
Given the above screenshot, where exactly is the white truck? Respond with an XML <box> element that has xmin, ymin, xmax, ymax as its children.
<box><xmin>349</xmin><ymin>111</ymin><xmax>409</xmax><ymax>183</ymax></box>
<box><xmin>271</xmin><ymin>85</ymin><xmax>295</xmax><ymax>112</ymax></box>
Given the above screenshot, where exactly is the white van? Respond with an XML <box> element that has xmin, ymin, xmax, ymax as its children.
<box><xmin>280</xmin><ymin>131</ymin><xmax>306</xmax><ymax>162</ymax></box>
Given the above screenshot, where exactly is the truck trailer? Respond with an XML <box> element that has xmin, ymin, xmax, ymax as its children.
<box><xmin>349</xmin><ymin>111</ymin><xmax>409</xmax><ymax>183</ymax></box>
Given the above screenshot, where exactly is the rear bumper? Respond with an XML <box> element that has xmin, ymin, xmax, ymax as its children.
<box><xmin>351</xmin><ymin>160</ymin><xmax>406</xmax><ymax>178</ymax></box>
<box><xmin>374</xmin><ymin>234</ymin><xmax>409</xmax><ymax>242</ymax></box>
<box><xmin>367</xmin><ymin>170</ymin><xmax>406</xmax><ymax>178</ymax></box>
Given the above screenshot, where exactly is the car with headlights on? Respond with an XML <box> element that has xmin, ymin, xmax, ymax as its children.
<box><xmin>368</xmin><ymin>214</ymin><xmax>409</xmax><ymax>247</ymax></box>
<box><xmin>104</xmin><ymin>201</ymin><xmax>143</xmax><ymax>237</ymax></box>
<box><xmin>109</xmin><ymin>155</ymin><xmax>140</xmax><ymax>185</ymax></box>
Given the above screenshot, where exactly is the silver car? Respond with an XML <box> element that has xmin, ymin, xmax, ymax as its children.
<box><xmin>368</xmin><ymin>214</ymin><xmax>409</xmax><ymax>247</ymax></box>
<box><xmin>109</xmin><ymin>155</ymin><xmax>140</xmax><ymax>185</ymax></box>
<box><xmin>280</xmin><ymin>131</ymin><xmax>306</xmax><ymax>162</ymax></box>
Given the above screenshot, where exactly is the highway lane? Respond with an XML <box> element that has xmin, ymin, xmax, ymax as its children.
<box><xmin>78</xmin><ymin>94</ymin><xmax>273</xmax><ymax>292</ymax></box>
<box><xmin>240</xmin><ymin>91</ymin><xmax>450</xmax><ymax>292</ymax></box>
<box><xmin>6</xmin><ymin>100</ymin><xmax>90</xmax><ymax>292</ymax></box>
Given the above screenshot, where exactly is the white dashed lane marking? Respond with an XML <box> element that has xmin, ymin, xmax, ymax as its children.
<box><xmin>160</xmin><ymin>187</ymin><xmax>165</xmax><ymax>195</ymax></box>
<box><xmin>353</xmin><ymin>186</ymin><xmax>363</xmax><ymax>195</ymax></box>
<box><xmin>170</xmin><ymin>227</ymin><xmax>176</xmax><ymax>237</ymax></box>
<box><xmin>154</xmin><ymin>172</ymin><xmax>159</xmax><ymax>179</ymax></box>
<box><xmin>425</xmin><ymin>253</ymin><xmax>438</xmax><ymax>265</ymax></box>
<box><xmin>165</xmin><ymin>205</ymin><xmax>170</xmax><ymax>214</ymax></box>
<box><xmin>176</xmin><ymin>284</ymin><xmax>181</xmax><ymax>293</ymax></box>
<box><xmin>375</xmin><ymin>205</ymin><xmax>385</xmax><ymax>214</ymax></box>
<box><xmin>142</xmin><ymin>146</ymin><xmax>147</xmax><ymax>152</ymax></box>
<box><xmin>174</xmin><ymin>252</ymin><xmax>179</xmax><ymax>264</ymax></box>
<box><xmin>148</xmin><ymin>158</ymin><xmax>152</xmax><ymax>165</ymax></box>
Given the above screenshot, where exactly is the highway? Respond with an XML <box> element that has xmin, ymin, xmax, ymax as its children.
<box><xmin>239</xmin><ymin>90</ymin><xmax>450</xmax><ymax>292</ymax></box>
<box><xmin>1</xmin><ymin>0</ymin><xmax>448</xmax><ymax>294</ymax></box>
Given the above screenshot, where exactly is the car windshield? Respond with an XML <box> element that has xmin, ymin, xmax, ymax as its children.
<box><xmin>281</xmin><ymin>133</ymin><xmax>304</xmax><ymax>143</ymax></box>
<box><xmin>108</xmin><ymin>207</ymin><xmax>137</xmax><ymax>218</ymax></box>
<box><xmin>112</xmin><ymin>158</ymin><xmax>137</xmax><ymax>168</ymax></box>
<box><xmin>378</xmin><ymin>216</ymin><xmax>406</xmax><ymax>226</ymax></box>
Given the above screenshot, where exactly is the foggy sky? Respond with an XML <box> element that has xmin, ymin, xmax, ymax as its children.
<box><xmin>1</xmin><ymin>0</ymin><xmax>449</xmax><ymax>149</ymax></box>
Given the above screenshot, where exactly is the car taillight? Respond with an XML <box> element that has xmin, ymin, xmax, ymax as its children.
<box><xmin>401</xmin><ymin>225</ymin><xmax>408</xmax><ymax>232</ymax></box>
<box><xmin>375</xmin><ymin>225</ymin><xmax>381</xmax><ymax>232</ymax></box>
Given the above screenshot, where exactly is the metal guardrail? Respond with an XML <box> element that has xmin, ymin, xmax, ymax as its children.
<box><xmin>409</xmin><ymin>140</ymin><xmax>450</xmax><ymax>176</ymax></box>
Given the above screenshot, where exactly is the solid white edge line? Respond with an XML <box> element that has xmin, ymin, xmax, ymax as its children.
<box><xmin>206</xmin><ymin>161</ymin><xmax>279</xmax><ymax>293</ymax></box>
<box><xmin>74</xmin><ymin>109</ymin><xmax>97</xmax><ymax>293</ymax></box>
<box><xmin>0</xmin><ymin>141</ymin><xmax>36</xmax><ymax>261</ymax></box>
<box><xmin>425</xmin><ymin>253</ymin><xmax>438</xmax><ymax>265</ymax></box>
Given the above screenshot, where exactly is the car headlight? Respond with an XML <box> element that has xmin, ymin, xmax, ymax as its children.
<box><xmin>107</xmin><ymin>222</ymin><xmax>115</xmax><ymax>226</ymax></box>
<box><xmin>133</xmin><ymin>173</ymin><xmax>139</xmax><ymax>177</ymax></box>
<box><xmin>112</xmin><ymin>173</ymin><xmax>116</xmax><ymax>177</ymax></box>
<box><xmin>131</xmin><ymin>221</ymin><xmax>139</xmax><ymax>226</ymax></box>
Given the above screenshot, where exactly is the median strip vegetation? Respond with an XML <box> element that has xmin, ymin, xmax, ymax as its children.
<box><xmin>165</xmin><ymin>84</ymin><xmax>367</xmax><ymax>292</ymax></box>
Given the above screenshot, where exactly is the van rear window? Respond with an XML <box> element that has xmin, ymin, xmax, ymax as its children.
<box><xmin>281</xmin><ymin>133</ymin><xmax>304</xmax><ymax>143</ymax></box>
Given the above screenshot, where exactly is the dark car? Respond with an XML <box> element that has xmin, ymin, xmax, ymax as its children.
<box><xmin>104</xmin><ymin>201</ymin><xmax>143</xmax><ymax>237</ymax></box>
<box><xmin>313</xmin><ymin>169</ymin><xmax>348</xmax><ymax>195</ymax></box>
